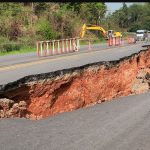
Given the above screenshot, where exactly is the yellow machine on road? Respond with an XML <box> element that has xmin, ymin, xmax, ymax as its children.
<box><xmin>80</xmin><ymin>24</ymin><xmax>122</xmax><ymax>39</ymax></box>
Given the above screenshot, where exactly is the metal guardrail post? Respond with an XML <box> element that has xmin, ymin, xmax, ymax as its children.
<box><xmin>49</xmin><ymin>41</ymin><xmax>51</xmax><ymax>55</ymax></box>
<box><xmin>115</xmin><ymin>37</ymin><xmax>117</xmax><ymax>46</ymax></box>
<box><xmin>44</xmin><ymin>42</ymin><xmax>47</xmax><ymax>56</ymax></box>
<box><xmin>46</xmin><ymin>41</ymin><xmax>49</xmax><ymax>56</ymax></box>
<box><xmin>60</xmin><ymin>40</ymin><xmax>63</xmax><ymax>53</ymax></box>
<box><xmin>77</xmin><ymin>38</ymin><xmax>80</xmax><ymax>51</ymax></box>
<box><xmin>36</xmin><ymin>37</ymin><xmax>80</xmax><ymax>57</ymax></box>
<box><xmin>66</xmin><ymin>39</ymin><xmax>68</xmax><ymax>52</ymax></box>
<box><xmin>62</xmin><ymin>39</ymin><xmax>65</xmax><ymax>53</ymax></box>
<box><xmin>37</xmin><ymin>42</ymin><xmax>40</xmax><ymax>57</ymax></box>
<box><xmin>70</xmin><ymin>39</ymin><xmax>72</xmax><ymax>51</ymax></box>
<box><xmin>64</xmin><ymin>39</ymin><xmax>66</xmax><ymax>53</ymax></box>
<box><xmin>108</xmin><ymin>37</ymin><xmax>112</xmax><ymax>46</ymax></box>
<box><xmin>68</xmin><ymin>39</ymin><xmax>70</xmax><ymax>52</ymax></box>
<box><xmin>52</xmin><ymin>40</ymin><xmax>55</xmax><ymax>55</ymax></box>
<box><xmin>55</xmin><ymin>40</ymin><xmax>58</xmax><ymax>54</ymax></box>
<box><xmin>72</xmin><ymin>38</ymin><xmax>76</xmax><ymax>51</ymax></box>
<box><xmin>58</xmin><ymin>40</ymin><xmax>60</xmax><ymax>54</ymax></box>
<box><xmin>40</xmin><ymin>41</ymin><xmax>43</xmax><ymax>56</ymax></box>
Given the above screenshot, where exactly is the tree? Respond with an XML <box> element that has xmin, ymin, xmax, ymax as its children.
<box><xmin>86</xmin><ymin>3</ymin><xmax>107</xmax><ymax>25</ymax></box>
<box><xmin>121</xmin><ymin>3</ymin><xmax>128</xmax><ymax>28</ymax></box>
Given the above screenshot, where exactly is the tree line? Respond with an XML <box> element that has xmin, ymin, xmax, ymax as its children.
<box><xmin>106</xmin><ymin>3</ymin><xmax>150</xmax><ymax>32</ymax></box>
<box><xmin>0</xmin><ymin>2</ymin><xmax>149</xmax><ymax>52</ymax></box>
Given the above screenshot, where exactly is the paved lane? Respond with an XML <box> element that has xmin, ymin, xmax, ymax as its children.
<box><xmin>1</xmin><ymin>91</ymin><xmax>150</xmax><ymax>150</ymax></box>
<box><xmin>0</xmin><ymin>42</ymin><xmax>149</xmax><ymax>85</ymax></box>
<box><xmin>0</xmin><ymin>40</ymin><xmax>139</xmax><ymax>67</ymax></box>
<box><xmin>0</xmin><ymin>42</ymin><xmax>110</xmax><ymax>67</ymax></box>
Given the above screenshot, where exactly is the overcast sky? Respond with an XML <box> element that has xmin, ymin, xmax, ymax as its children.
<box><xmin>105</xmin><ymin>2</ymin><xmax>133</xmax><ymax>13</ymax></box>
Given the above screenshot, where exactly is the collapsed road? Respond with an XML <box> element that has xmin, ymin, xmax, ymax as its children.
<box><xmin>1</xmin><ymin>42</ymin><xmax>150</xmax><ymax>149</ymax></box>
<box><xmin>0</xmin><ymin>42</ymin><xmax>150</xmax><ymax>119</ymax></box>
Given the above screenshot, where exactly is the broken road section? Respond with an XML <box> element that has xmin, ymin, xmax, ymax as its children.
<box><xmin>0</xmin><ymin>48</ymin><xmax>150</xmax><ymax>120</ymax></box>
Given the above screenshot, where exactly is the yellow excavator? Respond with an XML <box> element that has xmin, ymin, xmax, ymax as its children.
<box><xmin>80</xmin><ymin>24</ymin><xmax>122</xmax><ymax>39</ymax></box>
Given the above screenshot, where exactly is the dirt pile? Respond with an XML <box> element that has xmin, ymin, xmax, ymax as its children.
<box><xmin>0</xmin><ymin>48</ymin><xmax>150</xmax><ymax>120</ymax></box>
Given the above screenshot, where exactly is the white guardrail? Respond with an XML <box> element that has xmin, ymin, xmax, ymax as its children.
<box><xmin>36</xmin><ymin>36</ymin><xmax>136</xmax><ymax>57</ymax></box>
<box><xmin>108</xmin><ymin>36</ymin><xmax>136</xmax><ymax>46</ymax></box>
<box><xmin>37</xmin><ymin>38</ymin><xmax>80</xmax><ymax>57</ymax></box>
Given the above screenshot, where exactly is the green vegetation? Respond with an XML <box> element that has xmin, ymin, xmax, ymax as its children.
<box><xmin>106</xmin><ymin>3</ymin><xmax>150</xmax><ymax>32</ymax></box>
<box><xmin>0</xmin><ymin>2</ymin><xmax>149</xmax><ymax>55</ymax></box>
<box><xmin>0</xmin><ymin>47</ymin><xmax>36</xmax><ymax>56</ymax></box>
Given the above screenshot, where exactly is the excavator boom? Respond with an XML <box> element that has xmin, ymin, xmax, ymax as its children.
<box><xmin>80</xmin><ymin>24</ymin><xmax>122</xmax><ymax>39</ymax></box>
<box><xmin>80</xmin><ymin>24</ymin><xmax>107</xmax><ymax>38</ymax></box>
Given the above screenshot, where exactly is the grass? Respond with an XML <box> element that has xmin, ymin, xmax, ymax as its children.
<box><xmin>0</xmin><ymin>47</ymin><xmax>36</xmax><ymax>56</ymax></box>
<box><xmin>0</xmin><ymin>38</ymin><xmax>107</xmax><ymax>56</ymax></box>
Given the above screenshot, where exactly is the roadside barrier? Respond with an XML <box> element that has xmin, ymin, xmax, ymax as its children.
<box><xmin>108</xmin><ymin>37</ymin><xmax>123</xmax><ymax>46</ymax></box>
<box><xmin>37</xmin><ymin>38</ymin><xmax>80</xmax><ymax>57</ymax></box>
<box><xmin>127</xmin><ymin>37</ymin><xmax>136</xmax><ymax>44</ymax></box>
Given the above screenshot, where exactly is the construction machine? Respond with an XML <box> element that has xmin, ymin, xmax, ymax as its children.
<box><xmin>80</xmin><ymin>24</ymin><xmax>122</xmax><ymax>39</ymax></box>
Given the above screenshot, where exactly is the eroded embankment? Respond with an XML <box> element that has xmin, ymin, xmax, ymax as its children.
<box><xmin>1</xmin><ymin>48</ymin><xmax>150</xmax><ymax>120</ymax></box>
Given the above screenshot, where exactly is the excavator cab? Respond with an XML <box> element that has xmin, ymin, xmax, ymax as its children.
<box><xmin>107</xmin><ymin>30</ymin><xmax>122</xmax><ymax>38</ymax></box>
<box><xmin>108</xmin><ymin>30</ymin><xmax>114</xmax><ymax>38</ymax></box>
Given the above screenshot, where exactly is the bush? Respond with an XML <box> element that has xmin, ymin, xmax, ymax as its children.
<box><xmin>0</xmin><ymin>42</ymin><xmax>22</xmax><ymax>52</ymax></box>
<box><xmin>36</xmin><ymin>18</ymin><xmax>57</xmax><ymax>40</ymax></box>
<box><xmin>0</xmin><ymin>36</ymin><xmax>9</xmax><ymax>43</ymax></box>
<box><xmin>18</xmin><ymin>36</ymin><xmax>36</xmax><ymax>48</ymax></box>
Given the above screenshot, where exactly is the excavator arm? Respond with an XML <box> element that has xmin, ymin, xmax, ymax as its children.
<box><xmin>80</xmin><ymin>24</ymin><xmax>107</xmax><ymax>39</ymax></box>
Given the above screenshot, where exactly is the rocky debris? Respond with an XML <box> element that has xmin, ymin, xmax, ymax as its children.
<box><xmin>132</xmin><ymin>69</ymin><xmax>150</xmax><ymax>94</ymax></box>
<box><xmin>0</xmin><ymin>98</ymin><xmax>27</xmax><ymax>118</ymax></box>
<box><xmin>0</xmin><ymin>98</ymin><xmax>14</xmax><ymax>118</ymax></box>
<box><xmin>26</xmin><ymin>114</ymin><xmax>43</xmax><ymax>120</ymax></box>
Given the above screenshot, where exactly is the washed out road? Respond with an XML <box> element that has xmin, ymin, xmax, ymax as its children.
<box><xmin>0</xmin><ymin>92</ymin><xmax>150</xmax><ymax>150</ymax></box>
<box><xmin>0</xmin><ymin>41</ymin><xmax>149</xmax><ymax>85</ymax></box>
<box><xmin>0</xmin><ymin>41</ymin><xmax>150</xmax><ymax>150</ymax></box>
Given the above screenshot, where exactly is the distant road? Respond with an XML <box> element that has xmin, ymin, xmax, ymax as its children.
<box><xmin>1</xmin><ymin>91</ymin><xmax>150</xmax><ymax>150</ymax></box>
<box><xmin>0</xmin><ymin>41</ymin><xmax>149</xmax><ymax>85</ymax></box>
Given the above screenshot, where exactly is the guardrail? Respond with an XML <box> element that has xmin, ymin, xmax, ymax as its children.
<box><xmin>37</xmin><ymin>38</ymin><xmax>80</xmax><ymax>57</ymax></box>
<box><xmin>108</xmin><ymin>37</ymin><xmax>124</xmax><ymax>46</ymax></box>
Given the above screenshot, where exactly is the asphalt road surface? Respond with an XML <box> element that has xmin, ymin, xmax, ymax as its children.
<box><xmin>1</xmin><ymin>91</ymin><xmax>150</xmax><ymax>150</ymax></box>
<box><xmin>0</xmin><ymin>41</ymin><xmax>149</xmax><ymax>85</ymax></box>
